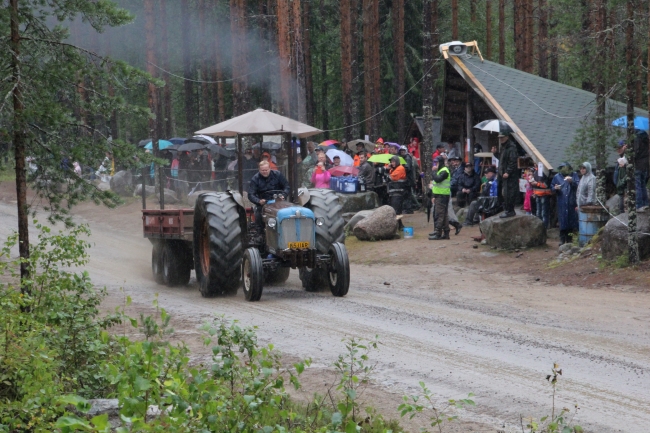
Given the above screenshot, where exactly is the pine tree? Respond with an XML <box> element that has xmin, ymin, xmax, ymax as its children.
<box><xmin>3</xmin><ymin>0</ymin><xmax>148</xmax><ymax>284</ymax></box>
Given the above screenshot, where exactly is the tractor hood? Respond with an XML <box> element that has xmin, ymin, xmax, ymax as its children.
<box><xmin>275</xmin><ymin>206</ymin><xmax>315</xmax><ymax>223</ymax></box>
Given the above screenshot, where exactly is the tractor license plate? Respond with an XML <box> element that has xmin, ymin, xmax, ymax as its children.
<box><xmin>288</xmin><ymin>242</ymin><xmax>310</xmax><ymax>249</ymax></box>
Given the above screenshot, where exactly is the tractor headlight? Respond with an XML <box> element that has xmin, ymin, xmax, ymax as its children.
<box><xmin>315</xmin><ymin>217</ymin><xmax>325</xmax><ymax>226</ymax></box>
<box><xmin>267</xmin><ymin>218</ymin><xmax>277</xmax><ymax>228</ymax></box>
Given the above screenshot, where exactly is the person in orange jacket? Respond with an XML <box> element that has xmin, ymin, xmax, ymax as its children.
<box><xmin>262</xmin><ymin>152</ymin><xmax>278</xmax><ymax>170</ymax></box>
<box><xmin>388</xmin><ymin>155</ymin><xmax>406</xmax><ymax>181</ymax></box>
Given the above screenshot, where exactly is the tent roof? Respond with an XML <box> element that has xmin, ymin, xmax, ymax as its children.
<box><xmin>446</xmin><ymin>54</ymin><xmax>648</xmax><ymax>169</ymax></box>
<box><xmin>195</xmin><ymin>108</ymin><xmax>322</xmax><ymax>138</ymax></box>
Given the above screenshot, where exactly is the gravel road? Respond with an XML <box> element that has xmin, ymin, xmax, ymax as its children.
<box><xmin>1</xmin><ymin>200</ymin><xmax>648</xmax><ymax>432</ymax></box>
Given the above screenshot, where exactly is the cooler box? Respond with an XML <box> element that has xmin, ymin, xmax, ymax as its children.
<box><xmin>339</xmin><ymin>177</ymin><xmax>359</xmax><ymax>194</ymax></box>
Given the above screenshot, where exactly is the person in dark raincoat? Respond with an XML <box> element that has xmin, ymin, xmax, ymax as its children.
<box><xmin>551</xmin><ymin>162</ymin><xmax>579</xmax><ymax>245</ymax></box>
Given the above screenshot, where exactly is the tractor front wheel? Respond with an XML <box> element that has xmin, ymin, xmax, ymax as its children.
<box><xmin>242</xmin><ymin>248</ymin><xmax>264</xmax><ymax>301</ymax></box>
<box><xmin>327</xmin><ymin>242</ymin><xmax>350</xmax><ymax>297</ymax></box>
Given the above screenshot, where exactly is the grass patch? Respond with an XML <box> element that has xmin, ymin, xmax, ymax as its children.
<box><xmin>0</xmin><ymin>164</ymin><xmax>15</xmax><ymax>182</ymax></box>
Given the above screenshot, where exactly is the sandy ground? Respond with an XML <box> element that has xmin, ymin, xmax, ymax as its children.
<box><xmin>1</xmin><ymin>183</ymin><xmax>649</xmax><ymax>433</ymax></box>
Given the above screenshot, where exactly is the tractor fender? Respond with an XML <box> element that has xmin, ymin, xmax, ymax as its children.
<box><xmin>297</xmin><ymin>187</ymin><xmax>311</xmax><ymax>206</ymax></box>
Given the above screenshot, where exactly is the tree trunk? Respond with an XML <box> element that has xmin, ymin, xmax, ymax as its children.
<box><xmin>213</xmin><ymin>0</ymin><xmax>226</xmax><ymax>122</ymax></box>
<box><xmin>105</xmin><ymin>34</ymin><xmax>119</xmax><ymax>140</ymax></box>
<box><xmin>580</xmin><ymin>0</ymin><xmax>592</xmax><ymax>92</ymax></box>
<box><xmin>341</xmin><ymin>0</ymin><xmax>353</xmax><ymax>140</ymax></box>
<box><xmin>320</xmin><ymin>0</ymin><xmax>329</xmax><ymax>136</ymax></box>
<box><xmin>144</xmin><ymin>0</ymin><xmax>162</xmax><ymax>209</ymax></box>
<box><xmin>549</xmin><ymin>4</ymin><xmax>558</xmax><ymax>81</ymax></box>
<box><xmin>422</xmin><ymin>0</ymin><xmax>438</xmax><ymax>187</ymax></box>
<box><xmin>362</xmin><ymin>0</ymin><xmax>373</xmax><ymax>137</ymax></box>
<box><xmin>350</xmin><ymin>0</ymin><xmax>361</xmax><ymax>139</ymax></box>
<box><xmin>625</xmin><ymin>0</ymin><xmax>638</xmax><ymax>264</ymax></box>
<box><xmin>199</xmin><ymin>0</ymin><xmax>210</xmax><ymax>126</ymax></box>
<box><xmin>486</xmin><ymin>0</ymin><xmax>492</xmax><ymax>60</ymax></box>
<box><xmin>292</xmin><ymin>0</ymin><xmax>307</xmax><ymax>122</ymax></box>
<box><xmin>159</xmin><ymin>0</ymin><xmax>173</xmax><ymax>137</ymax></box>
<box><xmin>10</xmin><ymin>0</ymin><xmax>30</xmax><ymax>287</ymax></box>
<box><xmin>392</xmin><ymin>0</ymin><xmax>405</xmax><ymax>143</ymax></box>
<box><xmin>371</xmin><ymin>0</ymin><xmax>380</xmax><ymax>137</ymax></box>
<box><xmin>452</xmin><ymin>0</ymin><xmax>458</xmax><ymax>40</ymax></box>
<box><xmin>499</xmin><ymin>0</ymin><xmax>505</xmax><ymax>64</ymax></box>
<box><xmin>277</xmin><ymin>0</ymin><xmax>292</xmax><ymax>115</ymax></box>
<box><xmin>303</xmin><ymin>0</ymin><xmax>314</xmax><ymax>126</ymax></box>
<box><xmin>524</xmin><ymin>0</ymin><xmax>534</xmax><ymax>73</ymax></box>
<box><xmin>538</xmin><ymin>0</ymin><xmax>548</xmax><ymax>78</ymax></box>
<box><xmin>181</xmin><ymin>0</ymin><xmax>194</xmax><ymax>134</ymax></box>
<box><xmin>514</xmin><ymin>0</ymin><xmax>523</xmax><ymax>70</ymax></box>
<box><xmin>230</xmin><ymin>0</ymin><xmax>248</xmax><ymax>115</ymax></box>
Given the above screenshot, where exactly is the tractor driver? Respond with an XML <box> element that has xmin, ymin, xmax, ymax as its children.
<box><xmin>248</xmin><ymin>160</ymin><xmax>291</xmax><ymax>231</ymax></box>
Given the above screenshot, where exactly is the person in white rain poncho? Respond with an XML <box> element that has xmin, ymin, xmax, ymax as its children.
<box><xmin>576</xmin><ymin>161</ymin><xmax>596</xmax><ymax>211</ymax></box>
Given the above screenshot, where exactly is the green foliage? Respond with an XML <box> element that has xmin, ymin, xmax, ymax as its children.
<box><xmin>0</xmin><ymin>0</ymin><xmax>155</xmax><ymax>225</ymax></box>
<box><xmin>0</xmin><ymin>223</ymin><xmax>123</xmax><ymax>431</ymax></box>
<box><xmin>398</xmin><ymin>383</ymin><xmax>474</xmax><ymax>433</ymax></box>
<box><xmin>521</xmin><ymin>364</ymin><xmax>583</xmax><ymax>433</ymax></box>
<box><xmin>332</xmin><ymin>336</ymin><xmax>380</xmax><ymax>424</ymax></box>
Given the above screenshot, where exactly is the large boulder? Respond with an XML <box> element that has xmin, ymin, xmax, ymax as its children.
<box><xmin>344</xmin><ymin>210</ymin><xmax>376</xmax><ymax>233</ymax></box>
<box><xmin>600</xmin><ymin>212</ymin><xmax>650</xmax><ymax>261</ymax></box>
<box><xmin>96</xmin><ymin>182</ymin><xmax>111</xmax><ymax>192</ymax></box>
<box><xmin>156</xmin><ymin>188</ymin><xmax>179</xmax><ymax>205</ymax></box>
<box><xmin>133</xmin><ymin>184</ymin><xmax>156</xmax><ymax>197</ymax></box>
<box><xmin>353</xmin><ymin>205</ymin><xmax>397</xmax><ymax>241</ymax></box>
<box><xmin>335</xmin><ymin>191</ymin><xmax>379</xmax><ymax>214</ymax></box>
<box><xmin>109</xmin><ymin>170</ymin><xmax>133</xmax><ymax>196</ymax></box>
<box><xmin>479</xmin><ymin>214</ymin><xmax>547</xmax><ymax>249</ymax></box>
<box><xmin>606</xmin><ymin>194</ymin><xmax>621</xmax><ymax>215</ymax></box>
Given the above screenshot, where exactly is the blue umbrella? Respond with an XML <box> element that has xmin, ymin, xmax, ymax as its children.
<box><xmin>144</xmin><ymin>139</ymin><xmax>174</xmax><ymax>150</ymax></box>
<box><xmin>167</xmin><ymin>137</ymin><xmax>187</xmax><ymax>145</ymax></box>
<box><xmin>612</xmin><ymin>116</ymin><xmax>649</xmax><ymax>131</ymax></box>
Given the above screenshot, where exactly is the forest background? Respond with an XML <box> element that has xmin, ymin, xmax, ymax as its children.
<box><xmin>65</xmin><ymin>0</ymin><xmax>650</xmax><ymax>146</ymax></box>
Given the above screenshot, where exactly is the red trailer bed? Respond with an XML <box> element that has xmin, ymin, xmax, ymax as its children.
<box><xmin>142</xmin><ymin>209</ymin><xmax>194</xmax><ymax>242</ymax></box>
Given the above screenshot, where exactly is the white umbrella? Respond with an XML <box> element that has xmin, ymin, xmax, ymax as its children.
<box><xmin>326</xmin><ymin>149</ymin><xmax>354</xmax><ymax>167</ymax></box>
<box><xmin>474</xmin><ymin>119</ymin><xmax>516</xmax><ymax>135</ymax></box>
<box><xmin>195</xmin><ymin>108</ymin><xmax>322</xmax><ymax>138</ymax></box>
<box><xmin>193</xmin><ymin>134</ymin><xmax>217</xmax><ymax>144</ymax></box>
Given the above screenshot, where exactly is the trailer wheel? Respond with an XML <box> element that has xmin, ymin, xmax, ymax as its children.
<box><xmin>242</xmin><ymin>248</ymin><xmax>264</xmax><ymax>302</ymax></box>
<box><xmin>151</xmin><ymin>243</ymin><xmax>164</xmax><ymax>284</ymax></box>
<box><xmin>193</xmin><ymin>193</ymin><xmax>243</xmax><ymax>297</ymax></box>
<box><xmin>265</xmin><ymin>267</ymin><xmax>290</xmax><ymax>285</ymax></box>
<box><xmin>327</xmin><ymin>242</ymin><xmax>350</xmax><ymax>297</ymax></box>
<box><xmin>162</xmin><ymin>242</ymin><xmax>191</xmax><ymax>287</ymax></box>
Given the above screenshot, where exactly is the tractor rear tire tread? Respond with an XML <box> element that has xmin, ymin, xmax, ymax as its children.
<box><xmin>194</xmin><ymin>193</ymin><xmax>243</xmax><ymax>297</ymax></box>
<box><xmin>306</xmin><ymin>189</ymin><xmax>345</xmax><ymax>254</ymax></box>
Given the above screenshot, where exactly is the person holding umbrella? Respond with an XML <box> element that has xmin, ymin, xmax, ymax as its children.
<box><xmin>429</xmin><ymin>155</ymin><xmax>452</xmax><ymax>240</ymax></box>
<box><xmin>357</xmin><ymin>152</ymin><xmax>375</xmax><ymax>191</ymax></box>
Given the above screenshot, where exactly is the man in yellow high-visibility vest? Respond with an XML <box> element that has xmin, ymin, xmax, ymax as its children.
<box><xmin>429</xmin><ymin>155</ymin><xmax>451</xmax><ymax>240</ymax></box>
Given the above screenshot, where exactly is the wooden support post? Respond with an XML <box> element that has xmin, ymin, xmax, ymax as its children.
<box><xmin>237</xmin><ymin>134</ymin><xmax>244</xmax><ymax>195</ymax></box>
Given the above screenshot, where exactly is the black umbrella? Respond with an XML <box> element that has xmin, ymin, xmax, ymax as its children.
<box><xmin>138</xmin><ymin>138</ymin><xmax>152</xmax><ymax>148</ymax></box>
<box><xmin>177</xmin><ymin>142</ymin><xmax>205</xmax><ymax>152</ymax></box>
<box><xmin>205</xmin><ymin>143</ymin><xmax>232</xmax><ymax>157</ymax></box>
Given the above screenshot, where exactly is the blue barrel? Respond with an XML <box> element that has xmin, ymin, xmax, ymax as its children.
<box><xmin>578</xmin><ymin>206</ymin><xmax>609</xmax><ymax>247</ymax></box>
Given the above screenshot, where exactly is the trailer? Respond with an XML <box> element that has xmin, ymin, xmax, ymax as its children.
<box><xmin>143</xmin><ymin>208</ymin><xmax>195</xmax><ymax>286</ymax></box>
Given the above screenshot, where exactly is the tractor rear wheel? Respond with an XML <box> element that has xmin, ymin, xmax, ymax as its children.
<box><xmin>327</xmin><ymin>242</ymin><xmax>350</xmax><ymax>297</ymax></box>
<box><xmin>306</xmin><ymin>189</ymin><xmax>345</xmax><ymax>253</ymax></box>
<box><xmin>265</xmin><ymin>267</ymin><xmax>290</xmax><ymax>285</ymax></box>
<box><xmin>151</xmin><ymin>243</ymin><xmax>164</xmax><ymax>284</ymax></box>
<box><xmin>242</xmin><ymin>248</ymin><xmax>264</xmax><ymax>301</ymax></box>
<box><xmin>193</xmin><ymin>193</ymin><xmax>243</xmax><ymax>297</ymax></box>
